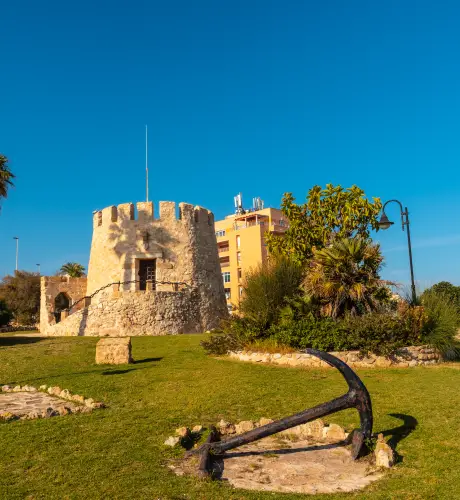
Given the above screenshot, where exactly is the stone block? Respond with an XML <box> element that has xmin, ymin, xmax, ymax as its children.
<box><xmin>95</xmin><ymin>337</ymin><xmax>133</xmax><ymax>364</ymax></box>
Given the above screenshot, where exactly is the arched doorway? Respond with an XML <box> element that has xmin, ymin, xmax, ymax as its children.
<box><xmin>54</xmin><ymin>292</ymin><xmax>70</xmax><ymax>323</ymax></box>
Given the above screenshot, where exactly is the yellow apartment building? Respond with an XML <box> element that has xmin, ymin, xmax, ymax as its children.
<box><xmin>214</xmin><ymin>200</ymin><xmax>288</xmax><ymax>311</ymax></box>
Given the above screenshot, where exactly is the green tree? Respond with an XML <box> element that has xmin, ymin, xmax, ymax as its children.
<box><xmin>60</xmin><ymin>262</ymin><xmax>86</xmax><ymax>278</ymax></box>
<box><xmin>266</xmin><ymin>184</ymin><xmax>382</xmax><ymax>264</ymax></box>
<box><xmin>0</xmin><ymin>299</ymin><xmax>13</xmax><ymax>327</ymax></box>
<box><xmin>0</xmin><ymin>271</ymin><xmax>40</xmax><ymax>325</ymax></box>
<box><xmin>421</xmin><ymin>281</ymin><xmax>460</xmax><ymax>322</ymax></box>
<box><xmin>0</xmin><ymin>154</ymin><xmax>15</xmax><ymax>203</ymax></box>
<box><xmin>302</xmin><ymin>236</ymin><xmax>391</xmax><ymax>318</ymax></box>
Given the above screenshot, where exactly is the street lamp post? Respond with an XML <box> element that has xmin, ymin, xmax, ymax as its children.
<box><xmin>13</xmin><ymin>236</ymin><xmax>19</xmax><ymax>272</ymax></box>
<box><xmin>36</xmin><ymin>264</ymin><xmax>41</xmax><ymax>275</ymax></box>
<box><xmin>377</xmin><ymin>200</ymin><xmax>416</xmax><ymax>304</ymax></box>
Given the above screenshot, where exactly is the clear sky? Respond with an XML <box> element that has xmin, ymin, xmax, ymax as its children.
<box><xmin>1</xmin><ymin>0</ymin><xmax>459</xmax><ymax>288</ymax></box>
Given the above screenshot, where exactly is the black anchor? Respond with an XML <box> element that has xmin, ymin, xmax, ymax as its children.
<box><xmin>191</xmin><ymin>349</ymin><xmax>373</xmax><ymax>477</ymax></box>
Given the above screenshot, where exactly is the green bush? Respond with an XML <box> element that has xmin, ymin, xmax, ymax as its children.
<box><xmin>0</xmin><ymin>299</ymin><xmax>13</xmax><ymax>327</ymax></box>
<box><xmin>269</xmin><ymin>315</ymin><xmax>350</xmax><ymax>351</ymax></box>
<box><xmin>421</xmin><ymin>291</ymin><xmax>460</xmax><ymax>359</ymax></box>
<box><xmin>238</xmin><ymin>256</ymin><xmax>304</xmax><ymax>332</ymax></box>
<box><xmin>421</xmin><ymin>282</ymin><xmax>460</xmax><ymax>324</ymax></box>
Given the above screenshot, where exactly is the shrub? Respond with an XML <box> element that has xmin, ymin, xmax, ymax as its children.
<box><xmin>238</xmin><ymin>256</ymin><xmax>304</xmax><ymax>332</ymax></box>
<box><xmin>421</xmin><ymin>282</ymin><xmax>460</xmax><ymax>323</ymax></box>
<box><xmin>420</xmin><ymin>291</ymin><xmax>460</xmax><ymax>359</ymax></box>
<box><xmin>269</xmin><ymin>315</ymin><xmax>350</xmax><ymax>352</ymax></box>
<box><xmin>343</xmin><ymin>313</ymin><xmax>421</xmax><ymax>357</ymax></box>
<box><xmin>0</xmin><ymin>299</ymin><xmax>13</xmax><ymax>327</ymax></box>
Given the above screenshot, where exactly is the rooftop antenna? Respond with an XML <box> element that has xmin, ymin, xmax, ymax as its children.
<box><xmin>145</xmin><ymin>125</ymin><xmax>149</xmax><ymax>202</ymax></box>
<box><xmin>234</xmin><ymin>193</ymin><xmax>245</xmax><ymax>215</ymax></box>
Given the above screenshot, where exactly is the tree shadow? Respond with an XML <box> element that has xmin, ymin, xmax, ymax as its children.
<box><xmin>377</xmin><ymin>413</ymin><xmax>418</xmax><ymax>463</ymax></box>
<box><xmin>134</xmin><ymin>357</ymin><xmax>163</xmax><ymax>364</ymax></box>
<box><xmin>0</xmin><ymin>336</ymin><xmax>45</xmax><ymax>347</ymax></box>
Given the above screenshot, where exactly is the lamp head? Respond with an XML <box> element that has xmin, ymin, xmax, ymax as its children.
<box><xmin>377</xmin><ymin>212</ymin><xmax>394</xmax><ymax>230</ymax></box>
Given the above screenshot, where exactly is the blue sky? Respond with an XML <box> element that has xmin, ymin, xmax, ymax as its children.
<box><xmin>1</xmin><ymin>0</ymin><xmax>459</xmax><ymax>288</ymax></box>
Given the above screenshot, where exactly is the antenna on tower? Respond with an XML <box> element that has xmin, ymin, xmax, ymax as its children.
<box><xmin>234</xmin><ymin>193</ymin><xmax>245</xmax><ymax>214</ymax></box>
<box><xmin>145</xmin><ymin>125</ymin><xmax>149</xmax><ymax>202</ymax></box>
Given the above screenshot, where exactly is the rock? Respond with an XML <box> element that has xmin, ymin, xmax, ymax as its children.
<box><xmin>0</xmin><ymin>411</ymin><xmax>16</xmax><ymax>421</ymax></box>
<box><xmin>59</xmin><ymin>389</ymin><xmax>72</xmax><ymax>400</ymax></box>
<box><xmin>43</xmin><ymin>407</ymin><xmax>59</xmax><ymax>418</ymax></box>
<box><xmin>375</xmin><ymin>357</ymin><xmax>392</xmax><ymax>368</ymax></box>
<box><xmin>95</xmin><ymin>337</ymin><xmax>133</xmax><ymax>364</ymax></box>
<box><xmin>47</xmin><ymin>386</ymin><xmax>62</xmax><ymax>396</ymax></box>
<box><xmin>91</xmin><ymin>401</ymin><xmax>105</xmax><ymax>409</ymax></box>
<box><xmin>58</xmin><ymin>406</ymin><xmax>72</xmax><ymax>416</ymax></box>
<box><xmin>258</xmin><ymin>417</ymin><xmax>274</xmax><ymax>427</ymax></box>
<box><xmin>84</xmin><ymin>398</ymin><xmax>95</xmax><ymax>407</ymax></box>
<box><xmin>39</xmin><ymin>385</ymin><xmax>47</xmax><ymax>391</ymax></box>
<box><xmin>72</xmin><ymin>394</ymin><xmax>85</xmax><ymax>404</ymax></box>
<box><xmin>22</xmin><ymin>385</ymin><xmax>37</xmax><ymax>392</ymax></box>
<box><xmin>12</xmin><ymin>385</ymin><xmax>22</xmax><ymax>392</ymax></box>
<box><xmin>217</xmin><ymin>419</ymin><xmax>236</xmax><ymax>435</ymax></box>
<box><xmin>303</xmin><ymin>419</ymin><xmax>325</xmax><ymax>438</ymax></box>
<box><xmin>323</xmin><ymin>423</ymin><xmax>346</xmax><ymax>441</ymax></box>
<box><xmin>192</xmin><ymin>425</ymin><xmax>203</xmax><ymax>433</ymax></box>
<box><xmin>235</xmin><ymin>420</ymin><xmax>255</xmax><ymax>434</ymax></box>
<box><xmin>1</xmin><ymin>385</ymin><xmax>12</xmax><ymax>392</ymax></box>
<box><xmin>175</xmin><ymin>427</ymin><xmax>191</xmax><ymax>438</ymax></box>
<box><xmin>375</xmin><ymin>433</ymin><xmax>394</xmax><ymax>468</ymax></box>
<box><xmin>164</xmin><ymin>436</ymin><xmax>181</xmax><ymax>447</ymax></box>
<box><xmin>27</xmin><ymin>411</ymin><xmax>40</xmax><ymax>420</ymax></box>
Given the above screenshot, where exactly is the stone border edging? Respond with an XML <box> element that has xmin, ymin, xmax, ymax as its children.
<box><xmin>0</xmin><ymin>384</ymin><xmax>105</xmax><ymax>422</ymax></box>
<box><xmin>228</xmin><ymin>345</ymin><xmax>440</xmax><ymax>368</ymax></box>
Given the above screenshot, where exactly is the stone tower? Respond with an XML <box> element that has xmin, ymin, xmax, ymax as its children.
<box><xmin>40</xmin><ymin>201</ymin><xmax>228</xmax><ymax>336</ymax></box>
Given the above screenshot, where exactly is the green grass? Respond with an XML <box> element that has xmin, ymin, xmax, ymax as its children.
<box><xmin>0</xmin><ymin>335</ymin><xmax>459</xmax><ymax>499</ymax></box>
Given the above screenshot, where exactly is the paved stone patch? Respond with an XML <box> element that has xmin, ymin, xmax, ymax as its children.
<box><xmin>214</xmin><ymin>436</ymin><xmax>383</xmax><ymax>494</ymax></box>
<box><xmin>0</xmin><ymin>392</ymin><xmax>79</xmax><ymax>416</ymax></box>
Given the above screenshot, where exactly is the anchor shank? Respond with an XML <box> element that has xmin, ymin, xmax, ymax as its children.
<box><xmin>211</xmin><ymin>392</ymin><xmax>352</xmax><ymax>455</ymax></box>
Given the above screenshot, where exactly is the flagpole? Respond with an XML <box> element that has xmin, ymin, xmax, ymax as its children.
<box><xmin>145</xmin><ymin>125</ymin><xmax>149</xmax><ymax>202</ymax></box>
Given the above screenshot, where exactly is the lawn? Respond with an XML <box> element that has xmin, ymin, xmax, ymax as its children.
<box><xmin>0</xmin><ymin>334</ymin><xmax>459</xmax><ymax>500</ymax></box>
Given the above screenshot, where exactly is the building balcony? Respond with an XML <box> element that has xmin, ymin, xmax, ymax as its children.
<box><xmin>220</xmin><ymin>262</ymin><xmax>230</xmax><ymax>268</ymax></box>
<box><xmin>218</xmin><ymin>246</ymin><xmax>230</xmax><ymax>253</ymax></box>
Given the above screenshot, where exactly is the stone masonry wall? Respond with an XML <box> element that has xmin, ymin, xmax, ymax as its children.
<box><xmin>40</xmin><ymin>277</ymin><xmax>87</xmax><ymax>333</ymax></box>
<box><xmin>42</xmin><ymin>288</ymin><xmax>203</xmax><ymax>337</ymax></box>
<box><xmin>229</xmin><ymin>346</ymin><xmax>441</xmax><ymax>368</ymax></box>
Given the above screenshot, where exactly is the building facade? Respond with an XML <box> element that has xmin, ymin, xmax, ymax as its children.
<box><xmin>214</xmin><ymin>206</ymin><xmax>288</xmax><ymax>311</ymax></box>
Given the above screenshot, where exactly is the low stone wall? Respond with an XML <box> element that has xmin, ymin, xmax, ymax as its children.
<box><xmin>228</xmin><ymin>345</ymin><xmax>441</xmax><ymax>368</ymax></box>
<box><xmin>41</xmin><ymin>288</ymin><xmax>207</xmax><ymax>336</ymax></box>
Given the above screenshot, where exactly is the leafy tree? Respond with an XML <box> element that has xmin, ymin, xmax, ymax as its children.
<box><xmin>421</xmin><ymin>281</ymin><xmax>460</xmax><ymax>322</ymax></box>
<box><xmin>302</xmin><ymin>236</ymin><xmax>391</xmax><ymax>318</ymax></box>
<box><xmin>0</xmin><ymin>299</ymin><xmax>13</xmax><ymax>327</ymax></box>
<box><xmin>0</xmin><ymin>271</ymin><xmax>40</xmax><ymax>325</ymax></box>
<box><xmin>266</xmin><ymin>184</ymin><xmax>382</xmax><ymax>264</ymax></box>
<box><xmin>60</xmin><ymin>262</ymin><xmax>86</xmax><ymax>278</ymax></box>
<box><xmin>0</xmin><ymin>154</ymin><xmax>15</xmax><ymax>206</ymax></box>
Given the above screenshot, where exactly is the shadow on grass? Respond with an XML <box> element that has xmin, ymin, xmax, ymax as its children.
<box><xmin>0</xmin><ymin>336</ymin><xmax>45</xmax><ymax>347</ymax></box>
<box><xmin>134</xmin><ymin>357</ymin><xmax>163</xmax><ymax>364</ymax></box>
<box><xmin>102</xmin><ymin>369</ymin><xmax>137</xmax><ymax>375</ymax></box>
<box><xmin>378</xmin><ymin>413</ymin><xmax>418</xmax><ymax>463</ymax></box>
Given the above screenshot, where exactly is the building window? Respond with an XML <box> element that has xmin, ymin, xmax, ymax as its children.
<box><xmin>237</xmin><ymin>251</ymin><xmax>241</xmax><ymax>264</ymax></box>
<box><xmin>222</xmin><ymin>272</ymin><xmax>231</xmax><ymax>283</ymax></box>
<box><xmin>216</xmin><ymin>230</ymin><xmax>226</xmax><ymax>237</ymax></box>
<box><xmin>239</xmin><ymin>286</ymin><xmax>243</xmax><ymax>297</ymax></box>
<box><xmin>236</xmin><ymin>235</ymin><xmax>241</xmax><ymax>248</ymax></box>
<box><xmin>224</xmin><ymin>288</ymin><xmax>231</xmax><ymax>300</ymax></box>
<box><xmin>237</xmin><ymin>268</ymin><xmax>242</xmax><ymax>281</ymax></box>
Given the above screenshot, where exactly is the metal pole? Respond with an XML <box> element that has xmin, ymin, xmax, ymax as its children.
<box><xmin>13</xmin><ymin>237</ymin><xmax>19</xmax><ymax>271</ymax></box>
<box><xmin>145</xmin><ymin>125</ymin><xmax>149</xmax><ymax>202</ymax></box>
<box><xmin>404</xmin><ymin>207</ymin><xmax>417</xmax><ymax>303</ymax></box>
<box><xmin>36</xmin><ymin>264</ymin><xmax>41</xmax><ymax>275</ymax></box>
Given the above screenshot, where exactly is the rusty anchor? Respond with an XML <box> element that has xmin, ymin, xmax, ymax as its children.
<box><xmin>191</xmin><ymin>349</ymin><xmax>373</xmax><ymax>477</ymax></box>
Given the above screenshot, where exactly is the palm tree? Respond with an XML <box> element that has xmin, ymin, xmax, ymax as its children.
<box><xmin>60</xmin><ymin>262</ymin><xmax>86</xmax><ymax>278</ymax></box>
<box><xmin>303</xmin><ymin>237</ymin><xmax>392</xmax><ymax>318</ymax></box>
<box><xmin>0</xmin><ymin>154</ymin><xmax>15</xmax><ymax>201</ymax></box>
